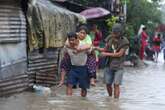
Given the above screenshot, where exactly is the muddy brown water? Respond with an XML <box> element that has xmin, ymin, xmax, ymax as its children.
<box><xmin>0</xmin><ymin>53</ymin><xmax>165</xmax><ymax>110</ymax></box>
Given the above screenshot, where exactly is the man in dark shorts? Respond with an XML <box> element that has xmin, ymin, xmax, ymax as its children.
<box><xmin>60</xmin><ymin>32</ymin><xmax>90</xmax><ymax>97</ymax></box>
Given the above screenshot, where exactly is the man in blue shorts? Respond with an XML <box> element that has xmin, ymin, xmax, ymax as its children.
<box><xmin>61</xmin><ymin>32</ymin><xmax>90</xmax><ymax>97</ymax></box>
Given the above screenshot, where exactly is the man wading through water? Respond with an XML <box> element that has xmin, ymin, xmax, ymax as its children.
<box><xmin>95</xmin><ymin>23</ymin><xmax>129</xmax><ymax>99</ymax></box>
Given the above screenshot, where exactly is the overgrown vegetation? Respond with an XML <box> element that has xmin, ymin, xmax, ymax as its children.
<box><xmin>71</xmin><ymin>0</ymin><xmax>162</xmax><ymax>37</ymax></box>
<box><xmin>106</xmin><ymin>16</ymin><xmax>118</xmax><ymax>33</ymax></box>
<box><xmin>124</xmin><ymin>0</ymin><xmax>162</xmax><ymax>36</ymax></box>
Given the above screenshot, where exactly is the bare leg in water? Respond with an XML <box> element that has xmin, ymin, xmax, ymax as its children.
<box><xmin>114</xmin><ymin>84</ymin><xmax>120</xmax><ymax>99</ymax></box>
<box><xmin>106</xmin><ymin>84</ymin><xmax>120</xmax><ymax>99</ymax></box>
<box><xmin>106</xmin><ymin>84</ymin><xmax>112</xmax><ymax>97</ymax></box>
<box><xmin>66</xmin><ymin>84</ymin><xmax>73</xmax><ymax>96</ymax></box>
<box><xmin>81</xmin><ymin>89</ymin><xmax>87</xmax><ymax>97</ymax></box>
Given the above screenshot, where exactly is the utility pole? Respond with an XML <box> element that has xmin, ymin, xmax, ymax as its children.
<box><xmin>124</xmin><ymin>0</ymin><xmax>127</xmax><ymax>22</ymax></box>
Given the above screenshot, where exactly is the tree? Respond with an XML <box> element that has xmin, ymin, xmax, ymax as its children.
<box><xmin>160</xmin><ymin>2</ymin><xmax>165</xmax><ymax>24</ymax></box>
<box><xmin>106</xmin><ymin>16</ymin><xmax>118</xmax><ymax>32</ymax></box>
<box><xmin>71</xmin><ymin>0</ymin><xmax>162</xmax><ymax>37</ymax></box>
<box><xmin>125</xmin><ymin>0</ymin><xmax>162</xmax><ymax>35</ymax></box>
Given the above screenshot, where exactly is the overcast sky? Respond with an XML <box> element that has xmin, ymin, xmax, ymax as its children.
<box><xmin>147</xmin><ymin>0</ymin><xmax>165</xmax><ymax>4</ymax></box>
<box><xmin>160</xmin><ymin>0</ymin><xmax>165</xmax><ymax>4</ymax></box>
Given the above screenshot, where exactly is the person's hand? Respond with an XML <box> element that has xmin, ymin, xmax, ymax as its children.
<box><xmin>72</xmin><ymin>47</ymin><xmax>82</xmax><ymax>54</ymax></box>
<box><xmin>94</xmin><ymin>46</ymin><xmax>99</xmax><ymax>50</ymax></box>
<box><xmin>76</xmin><ymin>48</ymin><xmax>82</xmax><ymax>52</ymax></box>
<box><xmin>100</xmin><ymin>52</ymin><xmax>108</xmax><ymax>57</ymax></box>
<box><xmin>72</xmin><ymin>50</ymin><xmax>78</xmax><ymax>54</ymax></box>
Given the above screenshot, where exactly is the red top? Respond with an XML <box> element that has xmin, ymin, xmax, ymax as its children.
<box><xmin>93</xmin><ymin>31</ymin><xmax>102</xmax><ymax>46</ymax></box>
<box><xmin>152</xmin><ymin>36</ymin><xmax>161</xmax><ymax>51</ymax></box>
<box><xmin>141</xmin><ymin>31</ymin><xmax>148</xmax><ymax>47</ymax></box>
<box><xmin>153</xmin><ymin>37</ymin><xmax>161</xmax><ymax>46</ymax></box>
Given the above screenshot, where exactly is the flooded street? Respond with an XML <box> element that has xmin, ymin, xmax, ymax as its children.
<box><xmin>0</xmin><ymin>53</ymin><xmax>165</xmax><ymax>110</ymax></box>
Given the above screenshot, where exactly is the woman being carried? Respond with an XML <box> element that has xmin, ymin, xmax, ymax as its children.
<box><xmin>59</xmin><ymin>25</ymin><xmax>97</xmax><ymax>87</ymax></box>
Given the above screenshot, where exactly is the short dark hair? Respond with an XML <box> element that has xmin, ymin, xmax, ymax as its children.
<box><xmin>67</xmin><ymin>32</ymin><xmax>77</xmax><ymax>39</ymax></box>
<box><xmin>143</xmin><ymin>27</ymin><xmax>147</xmax><ymax>30</ymax></box>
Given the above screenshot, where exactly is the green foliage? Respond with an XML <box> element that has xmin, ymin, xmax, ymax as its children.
<box><xmin>121</xmin><ymin>0</ymin><xmax>130</xmax><ymax>4</ymax></box>
<box><xmin>126</xmin><ymin>0</ymin><xmax>162</xmax><ymax>34</ymax></box>
<box><xmin>124</xmin><ymin>24</ymin><xmax>135</xmax><ymax>39</ymax></box>
<box><xmin>106</xmin><ymin>16</ymin><xmax>118</xmax><ymax>32</ymax></box>
<box><xmin>71</xmin><ymin>0</ymin><xmax>162</xmax><ymax>37</ymax></box>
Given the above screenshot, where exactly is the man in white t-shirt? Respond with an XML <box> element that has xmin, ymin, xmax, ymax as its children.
<box><xmin>60</xmin><ymin>32</ymin><xmax>90</xmax><ymax>97</ymax></box>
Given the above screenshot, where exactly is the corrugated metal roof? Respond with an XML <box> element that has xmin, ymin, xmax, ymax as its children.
<box><xmin>0</xmin><ymin>4</ymin><xmax>26</xmax><ymax>43</ymax></box>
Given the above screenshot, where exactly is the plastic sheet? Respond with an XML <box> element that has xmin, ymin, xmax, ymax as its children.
<box><xmin>27</xmin><ymin>0</ymin><xmax>86</xmax><ymax>51</ymax></box>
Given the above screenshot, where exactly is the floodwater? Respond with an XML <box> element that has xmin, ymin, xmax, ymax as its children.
<box><xmin>0</xmin><ymin>52</ymin><xmax>165</xmax><ymax>110</ymax></box>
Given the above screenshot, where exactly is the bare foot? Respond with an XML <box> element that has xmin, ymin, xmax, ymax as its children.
<box><xmin>90</xmin><ymin>78</ymin><xmax>96</xmax><ymax>86</ymax></box>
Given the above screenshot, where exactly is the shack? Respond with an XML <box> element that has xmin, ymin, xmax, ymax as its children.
<box><xmin>0</xmin><ymin>0</ymin><xmax>85</xmax><ymax>96</ymax></box>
